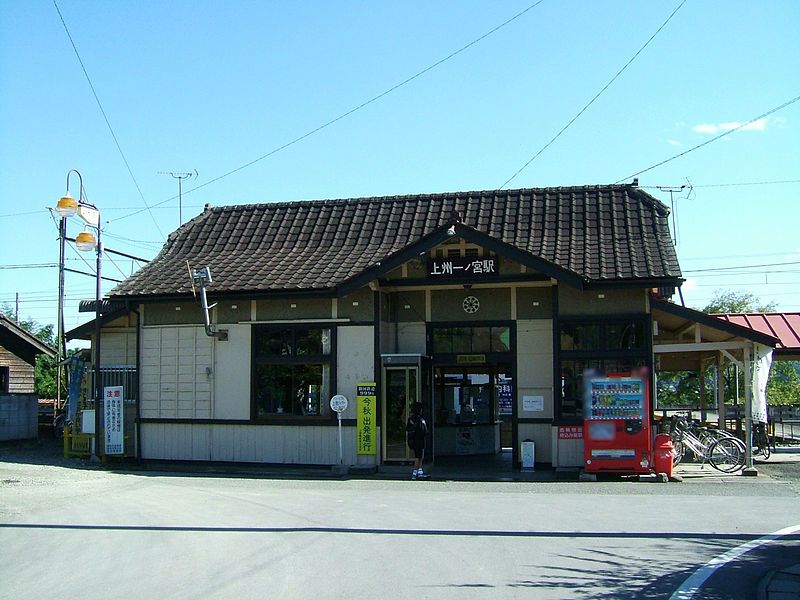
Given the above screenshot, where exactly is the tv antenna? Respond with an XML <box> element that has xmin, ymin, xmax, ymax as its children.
<box><xmin>657</xmin><ymin>181</ymin><xmax>691</xmax><ymax>247</ymax></box>
<box><xmin>159</xmin><ymin>170</ymin><xmax>197</xmax><ymax>226</ymax></box>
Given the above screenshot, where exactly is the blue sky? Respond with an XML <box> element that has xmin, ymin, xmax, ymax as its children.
<box><xmin>1</xmin><ymin>0</ymin><xmax>798</xmax><ymax>338</ymax></box>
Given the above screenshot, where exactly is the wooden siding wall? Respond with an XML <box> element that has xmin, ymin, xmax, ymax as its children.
<box><xmin>100</xmin><ymin>331</ymin><xmax>136</xmax><ymax>365</ymax></box>
<box><xmin>0</xmin><ymin>346</ymin><xmax>35</xmax><ymax>394</ymax></box>
<box><xmin>552</xmin><ymin>429</ymin><xmax>583</xmax><ymax>467</ymax></box>
<box><xmin>140</xmin><ymin>326</ymin><xmax>213</xmax><ymax>418</ymax></box>
<box><xmin>140</xmin><ymin>422</ymin><xmax>378</xmax><ymax>465</ymax></box>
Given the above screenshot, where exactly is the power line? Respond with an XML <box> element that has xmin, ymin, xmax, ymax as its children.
<box><xmin>681</xmin><ymin>250</ymin><xmax>799</xmax><ymax>262</ymax></box>
<box><xmin>52</xmin><ymin>0</ymin><xmax>165</xmax><ymax>240</ymax></box>
<box><xmin>683</xmin><ymin>260</ymin><xmax>800</xmax><ymax>274</ymax></box>
<box><xmin>107</xmin><ymin>0</ymin><xmax>548</xmax><ymax>225</ymax></box>
<box><xmin>499</xmin><ymin>0</ymin><xmax>687</xmax><ymax>189</ymax></box>
<box><xmin>643</xmin><ymin>179</ymin><xmax>800</xmax><ymax>190</ymax></box>
<box><xmin>615</xmin><ymin>93</ymin><xmax>800</xmax><ymax>183</ymax></box>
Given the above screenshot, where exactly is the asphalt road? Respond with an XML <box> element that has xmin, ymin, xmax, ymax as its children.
<box><xmin>1</xmin><ymin>439</ymin><xmax>799</xmax><ymax>600</ymax></box>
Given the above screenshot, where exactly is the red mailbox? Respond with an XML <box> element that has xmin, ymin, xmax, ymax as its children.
<box><xmin>653</xmin><ymin>433</ymin><xmax>674</xmax><ymax>479</ymax></box>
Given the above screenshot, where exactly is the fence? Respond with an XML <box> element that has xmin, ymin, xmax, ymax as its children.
<box><xmin>80</xmin><ymin>365</ymin><xmax>138</xmax><ymax>457</ymax></box>
<box><xmin>84</xmin><ymin>365</ymin><xmax>138</xmax><ymax>404</ymax></box>
<box><xmin>656</xmin><ymin>404</ymin><xmax>800</xmax><ymax>446</ymax></box>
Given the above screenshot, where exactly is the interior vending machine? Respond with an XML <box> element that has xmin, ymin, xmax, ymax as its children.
<box><xmin>583</xmin><ymin>370</ymin><xmax>651</xmax><ymax>474</ymax></box>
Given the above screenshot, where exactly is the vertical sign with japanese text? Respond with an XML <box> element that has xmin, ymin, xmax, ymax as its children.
<box><xmin>356</xmin><ymin>382</ymin><xmax>377</xmax><ymax>455</ymax></box>
<box><xmin>103</xmin><ymin>385</ymin><xmax>124</xmax><ymax>455</ymax></box>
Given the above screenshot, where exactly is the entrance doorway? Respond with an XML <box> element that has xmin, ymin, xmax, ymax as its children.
<box><xmin>383</xmin><ymin>366</ymin><xmax>417</xmax><ymax>461</ymax></box>
<box><xmin>432</xmin><ymin>365</ymin><xmax>513</xmax><ymax>456</ymax></box>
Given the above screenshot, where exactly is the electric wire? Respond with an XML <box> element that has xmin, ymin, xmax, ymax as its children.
<box><xmin>107</xmin><ymin>0</ymin><xmax>548</xmax><ymax>225</ymax></box>
<box><xmin>499</xmin><ymin>0</ymin><xmax>687</xmax><ymax>189</ymax></box>
<box><xmin>615</xmin><ymin>93</ymin><xmax>800</xmax><ymax>183</ymax></box>
<box><xmin>683</xmin><ymin>260</ymin><xmax>800</xmax><ymax>273</ymax></box>
<box><xmin>52</xmin><ymin>0</ymin><xmax>165</xmax><ymax>240</ymax></box>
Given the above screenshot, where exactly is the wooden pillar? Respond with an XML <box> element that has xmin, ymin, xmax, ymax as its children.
<box><xmin>699</xmin><ymin>357</ymin><xmax>707</xmax><ymax>423</ymax></box>
<box><xmin>743</xmin><ymin>345</ymin><xmax>754</xmax><ymax>472</ymax></box>
<box><xmin>717</xmin><ymin>353</ymin><xmax>725</xmax><ymax>431</ymax></box>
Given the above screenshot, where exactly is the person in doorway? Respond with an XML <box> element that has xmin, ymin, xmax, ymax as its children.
<box><xmin>406</xmin><ymin>402</ymin><xmax>429</xmax><ymax>480</ymax></box>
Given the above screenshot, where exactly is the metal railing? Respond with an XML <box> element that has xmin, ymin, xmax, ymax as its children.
<box><xmin>84</xmin><ymin>365</ymin><xmax>138</xmax><ymax>404</ymax></box>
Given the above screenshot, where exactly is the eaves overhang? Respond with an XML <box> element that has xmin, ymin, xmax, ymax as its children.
<box><xmin>650</xmin><ymin>297</ymin><xmax>778</xmax><ymax>347</ymax></box>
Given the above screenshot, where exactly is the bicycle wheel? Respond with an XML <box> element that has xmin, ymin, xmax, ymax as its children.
<box><xmin>754</xmin><ymin>434</ymin><xmax>771</xmax><ymax>460</ymax></box>
<box><xmin>708</xmin><ymin>438</ymin><xmax>745</xmax><ymax>473</ymax></box>
<box><xmin>672</xmin><ymin>440</ymin><xmax>684</xmax><ymax>466</ymax></box>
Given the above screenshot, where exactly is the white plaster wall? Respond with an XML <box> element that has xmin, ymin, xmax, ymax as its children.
<box><xmin>213</xmin><ymin>324</ymin><xmax>251</xmax><ymax>419</ymax></box>
<box><xmin>336</xmin><ymin>326</ymin><xmax>374</xmax><ymax>420</ymax></box>
<box><xmin>516</xmin><ymin>319</ymin><xmax>554</xmax><ymax>419</ymax></box>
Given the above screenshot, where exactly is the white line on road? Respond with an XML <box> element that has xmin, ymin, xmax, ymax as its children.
<box><xmin>669</xmin><ymin>523</ymin><xmax>800</xmax><ymax>599</ymax></box>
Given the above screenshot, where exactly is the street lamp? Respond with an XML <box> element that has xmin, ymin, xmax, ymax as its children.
<box><xmin>55</xmin><ymin>169</ymin><xmax>103</xmax><ymax>459</ymax></box>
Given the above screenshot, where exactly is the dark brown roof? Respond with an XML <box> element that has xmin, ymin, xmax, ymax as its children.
<box><xmin>110</xmin><ymin>185</ymin><xmax>682</xmax><ymax>298</ymax></box>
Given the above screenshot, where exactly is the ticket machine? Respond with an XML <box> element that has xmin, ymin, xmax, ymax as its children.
<box><xmin>583</xmin><ymin>369</ymin><xmax>651</xmax><ymax>474</ymax></box>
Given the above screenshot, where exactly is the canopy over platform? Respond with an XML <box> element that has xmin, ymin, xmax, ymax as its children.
<box><xmin>714</xmin><ymin>313</ymin><xmax>800</xmax><ymax>361</ymax></box>
<box><xmin>650</xmin><ymin>297</ymin><xmax>781</xmax><ymax>474</ymax></box>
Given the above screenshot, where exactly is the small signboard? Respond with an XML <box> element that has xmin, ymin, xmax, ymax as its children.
<box><xmin>330</xmin><ymin>394</ymin><xmax>348</xmax><ymax>414</ymax></box>
<box><xmin>356</xmin><ymin>383</ymin><xmax>377</xmax><ymax>455</ymax></box>
<box><xmin>558</xmin><ymin>425</ymin><xmax>583</xmax><ymax>440</ymax></box>
<box><xmin>497</xmin><ymin>379</ymin><xmax>513</xmax><ymax>415</ymax></box>
<box><xmin>523</xmin><ymin>395</ymin><xmax>544</xmax><ymax>412</ymax></box>
<box><xmin>103</xmin><ymin>385</ymin><xmax>124</xmax><ymax>455</ymax></box>
<box><xmin>428</xmin><ymin>257</ymin><xmax>498</xmax><ymax>279</ymax></box>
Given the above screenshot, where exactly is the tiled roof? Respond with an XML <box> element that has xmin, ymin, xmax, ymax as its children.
<box><xmin>110</xmin><ymin>185</ymin><xmax>682</xmax><ymax>298</ymax></box>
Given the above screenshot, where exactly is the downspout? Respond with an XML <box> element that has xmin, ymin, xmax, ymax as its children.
<box><xmin>128</xmin><ymin>302</ymin><xmax>142</xmax><ymax>461</ymax></box>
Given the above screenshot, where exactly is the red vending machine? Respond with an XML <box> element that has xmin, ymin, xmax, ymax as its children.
<box><xmin>583</xmin><ymin>370</ymin><xmax>651</xmax><ymax>474</ymax></box>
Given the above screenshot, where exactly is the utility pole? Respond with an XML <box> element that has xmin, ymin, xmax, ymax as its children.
<box><xmin>159</xmin><ymin>170</ymin><xmax>196</xmax><ymax>227</ymax></box>
<box><xmin>15</xmin><ymin>292</ymin><xmax>19</xmax><ymax>321</ymax></box>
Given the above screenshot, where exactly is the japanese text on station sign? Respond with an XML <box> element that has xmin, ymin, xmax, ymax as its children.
<box><xmin>428</xmin><ymin>257</ymin><xmax>498</xmax><ymax>279</ymax></box>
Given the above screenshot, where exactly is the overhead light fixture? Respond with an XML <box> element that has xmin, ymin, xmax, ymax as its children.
<box><xmin>75</xmin><ymin>230</ymin><xmax>97</xmax><ymax>251</ymax></box>
<box><xmin>56</xmin><ymin>193</ymin><xmax>78</xmax><ymax>218</ymax></box>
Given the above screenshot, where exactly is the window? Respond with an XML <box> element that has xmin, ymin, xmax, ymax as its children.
<box><xmin>432</xmin><ymin>326</ymin><xmax>511</xmax><ymax>354</ymax></box>
<box><xmin>558</xmin><ymin>318</ymin><xmax>649</xmax><ymax>420</ymax></box>
<box><xmin>0</xmin><ymin>366</ymin><xmax>9</xmax><ymax>394</ymax></box>
<box><xmin>252</xmin><ymin>327</ymin><xmax>333</xmax><ymax>418</ymax></box>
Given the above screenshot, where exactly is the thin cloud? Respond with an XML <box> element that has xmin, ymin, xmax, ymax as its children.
<box><xmin>692</xmin><ymin>118</ymin><xmax>769</xmax><ymax>134</ymax></box>
<box><xmin>667</xmin><ymin>139</ymin><xmax>682</xmax><ymax>147</ymax></box>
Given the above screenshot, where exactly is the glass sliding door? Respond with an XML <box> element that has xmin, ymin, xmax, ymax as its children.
<box><xmin>384</xmin><ymin>367</ymin><xmax>418</xmax><ymax>461</ymax></box>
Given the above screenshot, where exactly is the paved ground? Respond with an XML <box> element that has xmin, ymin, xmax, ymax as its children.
<box><xmin>1</xmin><ymin>436</ymin><xmax>799</xmax><ymax>599</ymax></box>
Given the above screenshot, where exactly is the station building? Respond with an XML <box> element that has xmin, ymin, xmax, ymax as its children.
<box><xmin>72</xmin><ymin>184</ymin><xmax>699</xmax><ymax>470</ymax></box>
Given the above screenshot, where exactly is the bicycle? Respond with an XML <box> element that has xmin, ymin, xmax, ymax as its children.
<box><xmin>668</xmin><ymin>415</ymin><xmax>745</xmax><ymax>473</ymax></box>
<box><xmin>752</xmin><ymin>421</ymin><xmax>771</xmax><ymax>460</ymax></box>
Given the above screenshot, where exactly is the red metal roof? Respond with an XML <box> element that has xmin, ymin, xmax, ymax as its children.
<box><xmin>714</xmin><ymin>313</ymin><xmax>800</xmax><ymax>354</ymax></box>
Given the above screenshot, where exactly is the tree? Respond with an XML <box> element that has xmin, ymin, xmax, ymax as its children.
<box><xmin>702</xmin><ymin>290</ymin><xmax>776</xmax><ymax>314</ymax></box>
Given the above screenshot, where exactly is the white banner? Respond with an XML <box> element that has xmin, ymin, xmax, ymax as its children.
<box><xmin>752</xmin><ymin>344</ymin><xmax>773</xmax><ymax>424</ymax></box>
<box><xmin>104</xmin><ymin>385</ymin><xmax>124</xmax><ymax>455</ymax></box>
